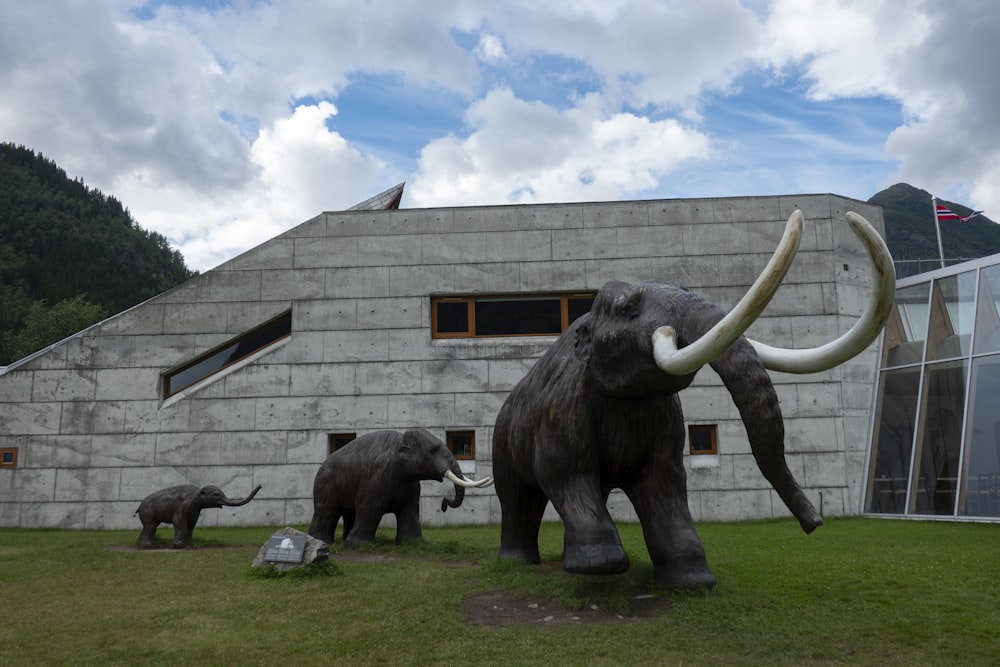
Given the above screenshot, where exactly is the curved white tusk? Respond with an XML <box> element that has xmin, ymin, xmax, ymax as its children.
<box><xmin>653</xmin><ymin>210</ymin><xmax>804</xmax><ymax>375</ymax></box>
<box><xmin>747</xmin><ymin>211</ymin><xmax>896</xmax><ymax>373</ymax></box>
<box><xmin>444</xmin><ymin>470</ymin><xmax>495</xmax><ymax>488</ymax></box>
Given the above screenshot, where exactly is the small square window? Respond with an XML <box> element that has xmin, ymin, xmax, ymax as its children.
<box><xmin>0</xmin><ymin>447</ymin><xmax>18</xmax><ymax>467</ymax></box>
<box><xmin>688</xmin><ymin>425</ymin><xmax>718</xmax><ymax>456</ymax></box>
<box><xmin>447</xmin><ymin>431</ymin><xmax>475</xmax><ymax>460</ymax></box>
<box><xmin>328</xmin><ymin>433</ymin><xmax>356</xmax><ymax>455</ymax></box>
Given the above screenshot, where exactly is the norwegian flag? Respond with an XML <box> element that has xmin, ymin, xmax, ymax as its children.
<box><xmin>935</xmin><ymin>204</ymin><xmax>962</xmax><ymax>221</ymax></box>
<box><xmin>936</xmin><ymin>204</ymin><xmax>983</xmax><ymax>224</ymax></box>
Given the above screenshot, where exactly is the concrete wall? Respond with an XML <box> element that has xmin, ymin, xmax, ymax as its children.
<box><xmin>0</xmin><ymin>193</ymin><xmax>885</xmax><ymax>532</ymax></box>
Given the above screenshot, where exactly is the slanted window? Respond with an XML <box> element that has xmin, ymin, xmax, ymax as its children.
<box><xmin>431</xmin><ymin>292</ymin><xmax>595</xmax><ymax>338</ymax></box>
<box><xmin>688</xmin><ymin>425</ymin><xmax>718</xmax><ymax>456</ymax></box>
<box><xmin>0</xmin><ymin>447</ymin><xmax>17</xmax><ymax>467</ymax></box>
<box><xmin>162</xmin><ymin>311</ymin><xmax>292</xmax><ymax>398</ymax></box>
<box><xmin>447</xmin><ymin>430</ymin><xmax>475</xmax><ymax>460</ymax></box>
<box><xmin>328</xmin><ymin>433</ymin><xmax>357</xmax><ymax>455</ymax></box>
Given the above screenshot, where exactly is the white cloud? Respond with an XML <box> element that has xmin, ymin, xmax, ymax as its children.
<box><xmin>114</xmin><ymin>102</ymin><xmax>384</xmax><ymax>270</ymax></box>
<box><xmin>409</xmin><ymin>89</ymin><xmax>711</xmax><ymax>206</ymax></box>
<box><xmin>2</xmin><ymin>0</ymin><xmax>1000</xmax><ymax>274</ymax></box>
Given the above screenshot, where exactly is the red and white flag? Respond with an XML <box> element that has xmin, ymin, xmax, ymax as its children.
<box><xmin>936</xmin><ymin>204</ymin><xmax>983</xmax><ymax>223</ymax></box>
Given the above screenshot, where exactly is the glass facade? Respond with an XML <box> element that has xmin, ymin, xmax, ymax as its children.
<box><xmin>865</xmin><ymin>258</ymin><xmax>1000</xmax><ymax>520</ymax></box>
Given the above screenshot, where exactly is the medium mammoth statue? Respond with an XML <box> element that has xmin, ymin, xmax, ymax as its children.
<box><xmin>493</xmin><ymin>211</ymin><xmax>895</xmax><ymax>589</ymax></box>
<box><xmin>308</xmin><ymin>428</ymin><xmax>493</xmax><ymax>547</ymax></box>
<box><xmin>136</xmin><ymin>483</ymin><xmax>262</xmax><ymax>548</ymax></box>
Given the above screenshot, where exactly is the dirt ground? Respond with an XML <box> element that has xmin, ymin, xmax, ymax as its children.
<box><xmin>462</xmin><ymin>588</ymin><xmax>672</xmax><ymax>627</ymax></box>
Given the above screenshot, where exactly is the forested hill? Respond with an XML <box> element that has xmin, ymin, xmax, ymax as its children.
<box><xmin>869</xmin><ymin>183</ymin><xmax>1000</xmax><ymax>277</ymax></box>
<box><xmin>0</xmin><ymin>142</ymin><xmax>196</xmax><ymax>365</ymax></box>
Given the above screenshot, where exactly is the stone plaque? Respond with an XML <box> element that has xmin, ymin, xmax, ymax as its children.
<box><xmin>264</xmin><ymin>533</ymin><xmax>306</xmax><ymax>564</ymax></box>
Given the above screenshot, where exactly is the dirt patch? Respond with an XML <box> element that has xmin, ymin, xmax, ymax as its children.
<box><xmin>463</xmin><ymin>589</ymin><xmax>671</xmax><ymax>627</ymax></box>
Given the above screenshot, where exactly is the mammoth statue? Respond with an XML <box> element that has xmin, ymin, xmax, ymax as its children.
<box><xmin>308</xmin><ymin>428</ymin><xmax>494</xmax><ymax>547</ymax></box>
<box><xmin>493</xmin><ymin>211</ymin><xmax>895</xmax><ymax>589</ymax></box>
<box><xmin>136</xmin><ymin>483</ymin><xmax>262</xmax><ymax>548</ymax></box>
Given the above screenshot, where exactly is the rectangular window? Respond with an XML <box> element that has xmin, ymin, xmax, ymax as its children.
<box><xmin>688</xmin><ymin>425</ymin><xmax>718</xmax><ymax>455</ymax></box>
<box><xmin>163</xmin><ymin>311</ymin><xmax>292</xmax><ymax>398</ymax></box>
<box><xmin>328</xmin><ymin>433</ymin><xmax>357</xmax><ymax>455</ymax></box>
<box><xmin>0</xmin><ymin>447</ymin><xmax>17</xmax><ymax>467</ymax></box>
<box><xmin>431</xmin><ymin>292</ymin><xmax>596</xmax><ymax>339</ymax></box>
<box><xmin>447</xmin><ymin>430</ymin><xmax>475</xmax><ymax>460</ymax></box>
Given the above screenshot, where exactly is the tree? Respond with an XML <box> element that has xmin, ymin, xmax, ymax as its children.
<box><xmin>2</xmin><ymin>295</ymin><xmax>108</xmax><ymax>364</ymax></box>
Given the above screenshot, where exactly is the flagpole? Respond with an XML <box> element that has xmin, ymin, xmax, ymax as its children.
<box><xmin>932</xmin><ymin>196</ymin><xmax>945</xmax><ymax>269</ymax></box>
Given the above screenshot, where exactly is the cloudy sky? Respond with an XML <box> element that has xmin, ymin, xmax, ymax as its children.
<box><xmin>1</xmin><ymin>0</ymin><xmax>996</xmax><ymax>271</ymax></box>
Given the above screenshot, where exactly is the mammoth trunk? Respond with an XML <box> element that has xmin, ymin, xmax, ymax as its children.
<box><xmin>222</xmin><ymin>484</ymin><xmax>262</xmax><ymax>507</ymax></box>
<box><xmin>711</xmin><ymin>345</ymin><xmax>823</xmax><ymax>533</ymax></box>
<box><xmin>440</xmin><ymin>459</ymin><xmax>466</xmax><ymax>512</ymax></box>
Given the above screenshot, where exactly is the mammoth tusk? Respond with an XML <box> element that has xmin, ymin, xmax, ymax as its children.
<box><xmin>747</xmin><ymin>211</ymin><xmax>896</xmax><ymax>373</ymax></box>
<box><xmin>653</xmin><ymin>210</ymin><xmax>804</xmax><ymax>375</ymax></box>
<box><xmin>444</xmin><ymin>470</ymin><xmax>495</xmax><ymax>488</ymax></box>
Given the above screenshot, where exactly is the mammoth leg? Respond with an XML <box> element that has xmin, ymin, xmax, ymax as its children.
<box><xmin>344</xmin><ymin>498</ymin><xmax>381</xmax><ymax>549</ymax></box>
<box><xmin>137</xmin><ymin>517</ymin><xmax>158</xmax><ymax>548</ymax></box>
<box><xmin>341</xmin><ymin>507</ymin><xmax>355</xmax><ymax>541</ymax></box>
<box><xmin>625</xmin><ymin>470</ymin><xmax>716</xmax><ymax>590</ymax></box>
<box><xmin>394</xmin><ymin>498</ymin><xmax>423</xmax><ymax>544</ymax></box>
<box><xmin>549</xmin><ymin>476</ymin><xmax>629</xmax><ymax>575</ymax></box>
<box><xmin>308</xmin><ymin>504</ymin><xmax>341</xmax><ymax>544</ymax></box>
<box><xmin>172</xmin><ymin>513</ymin><xmax>196</xmax><ymax>549</ymax></box>
<box><xmin>497</xmin><ymin>473</ymin><xmax>548</xmax><ymax>565</ymax></box>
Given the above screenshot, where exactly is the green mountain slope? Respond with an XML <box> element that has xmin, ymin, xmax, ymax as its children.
<box><xmin>869</xmin><ymin>183</ymin><xmax>1000</xmax><ymax>277</ymax></box>
<box><xmin>0</xmin><ymin>142</ymin><xmax>196</xmax><ymax>364</ymax></box>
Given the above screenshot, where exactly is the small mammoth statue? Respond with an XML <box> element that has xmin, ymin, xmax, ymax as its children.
<box><xmin>493</xmin><ymin>211</ymin><xmax>895</xmax><ymax>589</ymax></box>
<box><xmin>308</xmin><ymin>428</ymin><xmax>493</xmax><ymax>547</ymax></box>
<box><xmin>136</xmin><ymin>483</ymin><xmax>262</xmax><ymax>548</ymax></box>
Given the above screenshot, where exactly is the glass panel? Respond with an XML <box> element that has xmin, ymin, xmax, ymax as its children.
<box><xmin>435</xmin><ymin>301</ymin><xmax>469</xmax><ymax>334</ymax></box>
<box><xmin>476</xmin><ymin>297</ymin><xmax>561</xmax><ymax>335</ymax></box>
<box><xmin>881</xmin><ymin>283</ymin><xmax>930</xmax><ymax>368</ymax></box>
<box><xmin>959</xmin><ymin>355</ymin><xmax>1000</xmax><ymax>517</ymax></box>
<box><xmin>926</xmin><ymin>271</ymin><xmax>976</xmax><ymax>361</ymax></box>
<box><xmin>567</xmin><ymin>295</ymin><xmax>595</xmax><ymax>325</ymax></box>
<box><xmin>865</xmin><ymin>367</ymin><xmax>921</xmax><ymax>514</ymax></box>
<box><xmin>448</xmin><ymin>431</ymin><xmax>475</xmax><ymax>459</ymax></box>
<box><xmin>165</xmin><ymin>312</ymin><xmax>291</xmax><ymax>396</ymax></box>
<box><xmin>910</xmin><ymin>360</ymin><xmax>968</xmax><ymax>515</ymax></box>
<box><xmin>973</xmin><ymin>265</ymin><xmax>1000</xmax><ymax>354</ymax></box>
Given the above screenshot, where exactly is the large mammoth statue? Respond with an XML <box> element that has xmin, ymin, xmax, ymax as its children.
<box><xmin>308</xmin><ymin>428</ymin><xmax>494</xmax><ymax>547</ymax></box>
<box><xmin>493</xmin><ymin>211</ymin><xmax>895</xmax><ymax>589</ymax></box>
<box><xmin>136</xmin><ymin>483</ymin><xmax>262</xmax><ymax>548</ymax></box>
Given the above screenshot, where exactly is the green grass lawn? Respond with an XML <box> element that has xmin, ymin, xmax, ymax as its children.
<box><xmin>1</xmin><ymin>517</ymin><xmax>997</xmax><ymax>666</ymax></box>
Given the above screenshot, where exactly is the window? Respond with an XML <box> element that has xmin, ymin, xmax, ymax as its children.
<box><xmin>328</xmin><ymin>433</ymin><xmax>356</xmax><ymax>455</ymax></box>
<box><xmin>162</xmin><ymin>311</ymin><xmax>292</xmax><ymax>398</ymax></box>
<box><xmin>0</xmin><ymin>447</ymin><xmax>17</xmax><ymax>467</ymax></box>
<box><xmin>688</xmin><ymin>425</ymin><xmax>718</xmax><ymax>456</ymax></box>
<box><xmin>447</xmin><ymin>430</ymin><xmax>475</xmax><ymax>460</ymax></box>
<box><xmin>431</xmin><ymin>292</ymin><xmax>596</xmax><ymax>339</ymax></box>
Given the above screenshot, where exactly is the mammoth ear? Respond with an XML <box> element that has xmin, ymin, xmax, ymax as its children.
<box><xmin>398</xmin><ymin>431</ymin><xmax>416</xmax><ymax>463</ymax></box>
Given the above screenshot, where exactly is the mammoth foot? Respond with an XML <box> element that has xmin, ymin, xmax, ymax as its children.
<box><xmin>563</xmin><ymin>541</ymin><xmax>630</xmax><ymax>575</ymax></box>
<box><xmin>652</xmin><ymin>562</ymin><xmax>717</xmax><ymax>590</ymax></box>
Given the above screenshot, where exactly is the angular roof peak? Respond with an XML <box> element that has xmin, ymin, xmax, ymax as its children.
<box><xmin>346</xmin><ymin>183</ymin><xmax>404</xmax><ymax>211</ymax></box>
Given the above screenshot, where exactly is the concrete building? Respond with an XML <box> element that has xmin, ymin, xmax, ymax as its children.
<box><xmin>0</xmin><ymin>189</ymin><xmax>885</xmax><ymax>532</ymax></box>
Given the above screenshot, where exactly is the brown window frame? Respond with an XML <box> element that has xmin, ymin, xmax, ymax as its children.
<box><xmin>0</xmin><ymin>447</ymin><xmax>18</xmax><ymax>467</ymax></box>
<box><xmin>446</xmin><ymin>430</ymin><xmax>476</xmax><ymax>461</ymax></box>
<box><xmin>162</xmin><ymin>311</ymin><xmax>292</xmax><ymax>398</ymax></box>
<box><xmin>431</xmin><ymin>292</ymin><xmax>596</xmax><ymax>339</ymax></box>
<box><xmin>688</xmin><ymin>424</ymin><xmax>718</xmax><ymax>456</ymax></box>
<box><xmin>328</xmin><ymin>433</ymin><xmax>357</xmax><ymax>455</ymax></box>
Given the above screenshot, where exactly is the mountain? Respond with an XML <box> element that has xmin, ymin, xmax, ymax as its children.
<box><xmin>868</xmin><ymin>183</ymin><xmax>1000</xmax><ymax>278</ymax></box>
<box><xmin>0</xmin><ymin>142</ymin><xmax>196</xmax><ymax>364</ymax></box>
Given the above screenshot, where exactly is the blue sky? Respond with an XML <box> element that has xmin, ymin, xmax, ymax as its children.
<box><xmin>1</xmin><ymin>0</ymin><xmax>996</xmax><ymax>271</ymax></box>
